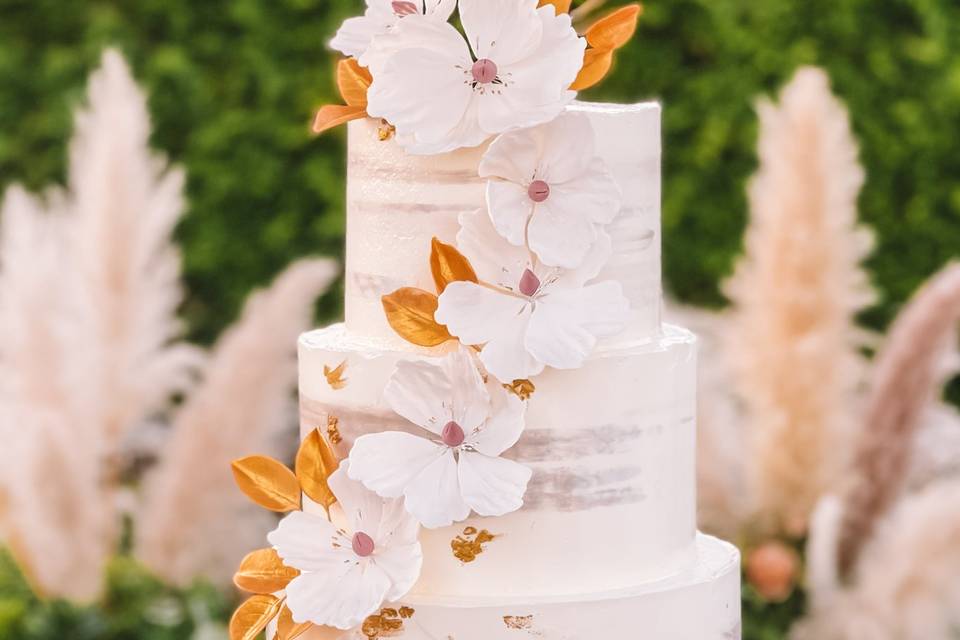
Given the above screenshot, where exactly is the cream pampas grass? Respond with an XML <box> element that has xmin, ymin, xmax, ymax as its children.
<box><xmin>835</xmin><ymin>263</ymin><xmax>960</xmax><ymax>576</ymax></box>
<box><xmin>792</xmin><ymin>479</ymin><xmax>960</xmax><ymax>640</ymax></box>
<box><xmin>722</xmin><ymin>67</ymin><xmax>875</xmax><ymax>534</ymax></box>
<box><xmin>135</xmin><ymin>259</ymin><xmax>338</xmax><ymax>588</ymax></box>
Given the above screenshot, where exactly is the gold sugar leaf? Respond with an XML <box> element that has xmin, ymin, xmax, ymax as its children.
<box><xmin>337</xmin><ymin>58</ymin><xmax>373</xmax><ymax>108</ymax></box>
<box><xmin>296</xmin><ymin>428</ymin><xmax>340</xmax><ymax>511</ymax></box>
<box><xmin>430</xmin><ymin>237</ymin><xmax>479</xmax><ymax>294</ymax></box>
<box><xmin>229</xmin><ymin>594</ymin><xmax>284</xmax><ymax>640</ymax></box>
<box><xmin>571</xmin><ymin>47</ymin><xmax>614</xmax><ymax>91</ymax></box>
<box><xmin>324</xmin><ymin>360</ymin><xmax>348</xmax><ymax>390</ymax></box>
<box><xmin>382</xmin><ymin>287</ymin><xmax>454</xmax><ymax>347</ymax></box>
<box><xmin>584</xmin><ymin>4</ymin><xmax>643</xmax><ymax>51</ymax></box>
<box><xmin>231</xmin><ymin>456</ymin><xmax>302</xmax><ymax>512</ymax></box>
<box><xmin>504</xmin><ymin>379</ymin><xmax>536</xmax><ymax>401</ymax></box>
<box><xmin>312</xmin><ymin>104</ymin><xmax>367</xmax><ymax>135</ymax></box>
<box><xmin>233</xmin><ymin>548</ymin><xmax>300</xmax><ymax>594</ymax></box>
<box><xmin>538</xmin><ymin>0</ymin><xmax>572</xmax><ymax>14</ymax></box>
<box><xmin>275</xmin><ymin>605</ymin><xmax>321</xmax><ymax>640</ymax></box>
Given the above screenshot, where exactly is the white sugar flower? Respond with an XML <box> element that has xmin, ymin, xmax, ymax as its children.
<box><xmin>479</xmin><ymin>112</ymin><xmax>622</xmax><ymax>269</ymax></box>
<box><xmin>363</xmin><ymin>0</ymin><xmax>586</xmax><ymax>155</ymax></box>
<box><xmin>435</xmin><ymin>209</ymin><xmax>630</xmax><ymax>382</ymax></box>
<box><xmin>330</xmin><ymin>0</ymin><xmax>456</xmax><ymax>60</ymax></box>
<box><xmin>268</xmin><ymin>461</ymin><xmax>422</xmax><ymax>630</ymax></box>
<box><xmin>348</xmin><ymin>348</ymin><xmax>531</xmax><ymax>529</ymax></box>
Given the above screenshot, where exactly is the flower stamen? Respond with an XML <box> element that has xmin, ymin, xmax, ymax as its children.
<box><xmin>442</xmin><ymin>421</ymin><xmax>466</xmax><ymax>447</ymax></box>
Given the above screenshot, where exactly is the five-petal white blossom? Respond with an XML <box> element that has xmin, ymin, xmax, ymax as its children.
<box><xmin>435</xmin><ymin>209</ymin><xmax>630</xmax><ymax>382</ymax></box>
<box><xmin>268</xmin><ymin>461</ymin><xmax>422</xmax><ymax>630</ymax></box>
<box><xmin>363</xmin><ymin>0</ymin><xmax>586</xmax><ymax>155</ymax></box>
<box><xmin>330</xmin><ymin>0</ymin><xmax>456</xmax><ymax>60</ymax></box>
<box><xmin>479</xmin><ymin>112</ymin><xmax>623</xmax><ymax>269</ymax></box>
<box><xmin>348</xmin><ymin>348</ymin><xmax>531</xmax><ymax>529</ymax></box>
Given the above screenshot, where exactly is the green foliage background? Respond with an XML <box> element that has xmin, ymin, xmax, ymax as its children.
<box><xmin>2</xmin><ymin>0</ymin><xmax>958</xmax><ymax>344</ymax></box>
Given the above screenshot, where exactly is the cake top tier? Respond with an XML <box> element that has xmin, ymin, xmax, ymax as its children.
<box><xmin>345</xmin><ymin>100</ymin><xmax>663</xmax><ymax>370</ymax></box>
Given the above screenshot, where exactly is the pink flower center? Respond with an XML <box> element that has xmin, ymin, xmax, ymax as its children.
<box><xmin>352</xmin><ymin>531</ymin><xmax>375</xmax><ymax>557</ymax></box>
<box><xmin>441</xmin><ymin>421</ymin><xmax>465</xmax><ymax>447</ymax></box>
<box><xmin>528</xmin><ymin>180</ymin><xmax>551</xmax><ymax>203</ymax></box>
<box><xmin>519</xmin><ymin>269</ymin><xmax>541</xmax><ymax>297</ymax></box>
<box><xmin>392</xmin><ymin>1</ymin><xmax>419</xmax><ymax>16</ymax></box>
<box><xmin>471</xmin><ymin>59</ymin><xmax>498</xmax><ymax>84</ymax></box>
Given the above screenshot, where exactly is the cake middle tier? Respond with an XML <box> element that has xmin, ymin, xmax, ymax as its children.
<box><xmin>298</xmin><ymin>324</ymin><xmax>699</xmax><ymax>598</ymax></box>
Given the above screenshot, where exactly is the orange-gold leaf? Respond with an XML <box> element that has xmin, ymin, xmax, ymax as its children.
<box><xmin>229</xmin><ymin>594</ymin><xmax>284</xmax><ymax>640</ymax></box>
<box><xmin>584</xmin><ymin>4</ymin><xmax>643</xmax><ymax>51</ymax></box>
<box><xmin>233</xmin><ymin>548</ymin><xmax>300</xmax><ymax>594</ymax></box>
<box><xmin>538</xmin><ymin>0</ymin><xmax>572</xmax><ymax>14</ymax></box>
<box><xmin>337</xmin><ymin>58</ymin><xmax>373</xmax><ymax>108</ymax></box>
<box><xmin>295</xmin><ymin>428</ymin><xmax>339</xmax><ymax>510</ymax></box>
<box><xmin>276</xmin><ymin>605</ymin><xmax>320</xmax><ymax>640</ymax></box>
<box><xmin>323</xmin><ymin>360</ymin><xmax>348</xmax><ymax>390</ymax></box>
<box><xmin>571</xmin><ymin>48</ymin><xmax>614</xmax><ymax>91</ymax></box>
<box><xmin>430</xmin><ymin>237</ymin><xmax>479</xmax><ymax>294</ymax></box>
<box><xmin>231</xmin><ymin>456</ymin><xmax>301</xmax><ymax>512</ymax></box>
<box><xmin>382</xmin><ymin>288</ymin><xmax>454</xmax><ymax>347</ymax></box>
<box><xmin>312</xmin><ymin>105</ymin><xmax>367</xmax><ymax>135</ymax></box>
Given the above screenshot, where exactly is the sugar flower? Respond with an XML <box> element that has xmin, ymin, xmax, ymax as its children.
<box><xmin>330</xmin><ymin>0</ymin><xmax>456</xmax><ymax>60</ymax></box>
<box><xmin>479</xmin><ymin>112</ymin><xmax>622</xmax><ymax>269</ymax></box>
<box><xmin>435</xmin><ymin>209</ymin><xmax>630</xmax><ymax>382</ymax></box>
<box><xmin>363</xmin><ymin>0</ymin><xmax>586</xmax><ymax>155</ymax></box>
<box><xmin>348</xmin><ymin>348</ymin><xmax>531</xmax><ymax>529</ymax></box>
<box><xmin>267</xmin><ymin>461</ymin><xmax>422</xmax><ymax>630</ymax></box>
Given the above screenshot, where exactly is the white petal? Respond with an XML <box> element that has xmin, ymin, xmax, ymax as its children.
<box><xmin>486</xmin><ymin>181</ymin><xmax>533</xmax><ymax>247</ymax></box>
<box><xmin>553</xmin><ymin>157</ymin><xmax>622</xmax><ymax>225</ymax></box>
<box><xmin>435</xmin><ymin>281</ymin><xmax>529</xmax><ymax>347</ymax></box>
<box><xmin>443</xmin><ymin>347</ymin><xmax>492</xmax><ymax>432</ymax></box>
<box><xmin>383</xmin><ymin>360</ymin><xmax>453</xmax><ymax>433</ymax></box>
<box><xmin>525</xmin><ymin>281</ymin><xmax>630</xmax><ymax>369</ymax></box>
<box><xmin>403</xmin><ymin>449</ymin><xmax>470</xmax><ymax>528</ymax></box>
<box><xmin>375</xmin><ymin>541</ymin><xmax>423</xmax><ymax>601</ymax></box>
<box><xmin>327</xmin><ymin>461</ymin><xmax>383</xmax><ymax>537</ymax></box>
<box><xmin>554</xmin><ymin>229</ymin><xmax>614</xmax><ymax>288</ymax></box>
<box><xmin>268</xmin><ymin>511</ymin><xmax>346</xmax><ymax>573</ymax></box>
<box><xmin>424</xmin><ymin>0</ymin><xmax>456</xmax><ymax>20</ymax></box>
<box><xmin>476</xmin><ymin>82</ymin><xmax>568</xmax><ymax>136</ymax></box>
<box><xmin>455</xmin><ymin>208</ymin><xmax>531</xmax><ymax>285</ymax></box>
<box><xmin>477</xmin><ymin>302</ymin><xmax>544</xmax><ymax>382</ymax></box>
<box><xmin>362</xmin><ymin>12</ymin><xmax>467</xmax><ymax>73</ymax></box>
<box><xmin>527</xmin><ymin>197</ymin><xmax>597</xmax><ymax>269</ymax></box>
<box><xmin>467</xmin><ymin>389</ymin><xmax>526</xmax><ymax>457</ymax></box>
<box><xmin>330</xmin><ymin>14</ymin><xmax>390</xmax><ymax>59</ymax></box>
<box><xmin>459</xmin><ymin>0</ymin><xmax>542</xmax><ymax>64</ymax></box>
<box><xmin>479</xmin><ymin>127</ymin><xmax>541</xmax><ymax>184</ymax></box>
<box><xmin>536</xmin><ymin>113</ymin><xmax>596</xmax><ymax>184</ymax></box>
<box><xmin>458</xmin><ymin>451</ymin><xmax>532</xmax><ymax>517</ymax></box>
<box><xmin>285</xmin><ymin>562</ymin><xmax>391</xmax><ymax>630</ymax></box>
<box><xmin>348</xmin><ymin>432</ymin><xmax>445</xmax><ymax>498</ymax></box>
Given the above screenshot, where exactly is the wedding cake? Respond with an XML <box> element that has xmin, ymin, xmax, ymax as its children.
<box><xmin>228</xmin><ymin>3</ymin><xmax>740</xmax><ymax>639</ymax></box>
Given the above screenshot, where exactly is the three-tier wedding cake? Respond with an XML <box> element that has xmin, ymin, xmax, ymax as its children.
<box><xmin>229</xmin><ymin>3</ymin><xmax>741</xmax><ymax>639</ymax></box>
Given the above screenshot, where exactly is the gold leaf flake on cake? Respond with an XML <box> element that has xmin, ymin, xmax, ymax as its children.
<box><xmin>361</xmin><ymin>607</ymin><xmax>410</xmax><ymax>639</ymax></box>
<box><xmin>503</xmin><ymin>615</ymin><xmax>535</xmax><ymax>630</ymax></box>
<box><xmin>323</xmin><ymin>360</ymin><xmax>348</xmax><ymax>390</ymax></box>
<box><xmin>378</xmin><ymin>120</ymin><xmax>396</xmax><ymax>141</ymax></box>
<box><xmin>451</xmin><ymin>526</ymin><xmax>498</xmax><ymax>563</ymax></box>
<box><xmin>326</xmin><ymin>415</ymin><xmax>343</xmax><ymax>445</ymax></box>
<box><xmin>503</xmin><ymin>379</ymin><xmax>536</xmax><ymax>401</ymax></box>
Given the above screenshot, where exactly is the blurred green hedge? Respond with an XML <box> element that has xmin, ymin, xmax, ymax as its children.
<box><xmin>1</xmin><ymin>0</ymin><xmax>958</xmax><ymax>343</ymax></box>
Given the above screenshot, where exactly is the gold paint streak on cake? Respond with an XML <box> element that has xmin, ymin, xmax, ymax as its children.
<box><xmin>326</xmin><ymin>415</ymin><xmax>343</xmax><ymax>445</ymax></box>
<box><xmin>323</xmin><ymin>360</ymin><xmax>348</xmax><ymax>390</ymax></box>
<box><xmin>503</xmin><ymin>615</ymin><xmax>535</xmax><ymax>630</ymax></box>
<box><xmin>503</xmin><ymin>378</ymin><xmax>536</xmax><ymax>400</ymax></box>
<box><xmin>377</xmin><ymin>120</ymin><xmax>396</xmax><ymax>141</ymax></box>
<box><xmin>361</xmin><ymin>606</ymin><xmax>410</xmax><ymax>638</ymax></box>
<box><xmin>451</xmin><ymin>527</ymin><xmax>498</xmax><ymax>563</ymax></box>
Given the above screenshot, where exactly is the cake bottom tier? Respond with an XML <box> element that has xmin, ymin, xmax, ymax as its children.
<box><xmin>297</xmin><ymin>534</ymin><xmax>741</xmax><ymax>640</ymax></box>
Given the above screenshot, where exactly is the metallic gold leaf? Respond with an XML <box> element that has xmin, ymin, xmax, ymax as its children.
<box><xmin>323</xmin><ymin>360</ymin><xmax>348</xmax><ymax>390</ymax></box>
<box><xmin>296</xmin><ymin>428</ymin><xmax>340</xmax><ymax>510</ymax></box>
<box><xmin>326</xmin><ymin>415</ymin><xmax>343</xmax><ymax>445</ymax></box>
<box><xmin>571</xmin><ymin>47</ymin><xmax>614</xmax><ymax>91</ymax></box>
<box><xmin>382</xmin><ymin>287</ymin><xmax>453</xmax><ymax>347</ymax></box>
<box><xmin>337</xmin><ymin>58</ymin><xmax>373</xmax><ymax>108</ymax></box>
<box><xmin>275</xmin><ymin>605</ymin><xmax>317</xmax><ymax>640</ymax></box>
<box><xmin>312</xmin><ymin>104</ymin><xmax>367</xmax><ymax>135</ymax></box>
<box><xmin>231</xmin><ymin>456</ymin><xmax>301</xmax><ymax>512</ymax></box>
<box><xmin>229</xmin><ymin>594</ymin><xmax>284</xmax><ymax>640</ymax></box>
<box><xmin>584</xmin><ymin>4</ymin><xmax>643</xmax><ymax>51</ymax></box>
<box><xmin>504</xmin><ymin>379</ymin><xmax>536</xmax><ymax>401</ymax></box>
<box><xmin>430</xmin><ymin>237</ymin><xmax>479</xmax><ymax>294</ymax></box>
<box><xmin>538</xmin><ymin>0</ymin><xmax>572</xmax><ymax>14</ymax></box>
<box><xmin>233</xmin><ymin>548</ymin><xmax>300</xmax><ymax>594</ymax></box>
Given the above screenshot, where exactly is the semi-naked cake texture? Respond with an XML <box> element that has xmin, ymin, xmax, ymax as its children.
<box><xmin>295</xmin><ymin>103</ymin><xmax>741</xmax><ymax>639</ymax></box>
